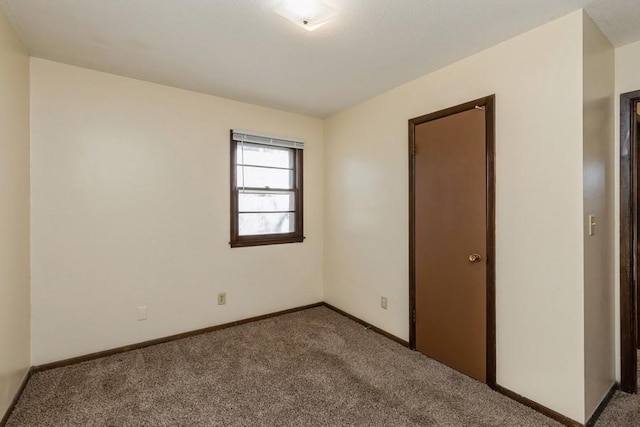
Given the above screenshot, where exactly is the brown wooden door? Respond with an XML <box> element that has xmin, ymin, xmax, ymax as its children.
<box><xmin>413</xmin><ymin>107</ymin><xmax>488</xmax><ymax>382</ymax></box>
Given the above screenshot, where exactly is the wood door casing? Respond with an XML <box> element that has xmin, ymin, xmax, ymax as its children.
<box><xmin>413</xmin><ymin>108</ymin><xmax>487</xmax><ymax>382</ymax></box>
<box><xmin>621</xmin><ymin>91</ymin><xmax>640</xmax><ymax>393</ymax></box>
<box><xmin>637</xmin><ymin>106</ymin><xmax>640</xmax><ymax>351</ymax></box>
<box><xmin>409</xmin><ymin>95</ymin><xmax>495</xmax><ymax>387</ymax></box>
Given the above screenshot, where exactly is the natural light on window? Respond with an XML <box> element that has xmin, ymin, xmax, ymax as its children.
<box><xmin>230</xmin><ymin>130</ymin><xmax>304</xmax><ymax>247</ymax></box>
<box><xmin>237</xmin><ymin>144</ymin><xmax>295</xmax><ymax>235</ymax></box>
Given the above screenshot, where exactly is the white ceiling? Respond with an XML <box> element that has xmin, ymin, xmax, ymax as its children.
<box><xmin>585</xmin><ymin>0</ymin><xmax>640</xmax><ymax>47</ymax></box>
<box><xmin>1</xmin><ymin>0</ymin><xmax>638</xmax><ymax>118</ymax></box>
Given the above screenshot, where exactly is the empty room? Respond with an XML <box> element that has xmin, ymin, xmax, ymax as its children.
<box><xmin>2</xmin><ymin>1</ymin><xmax>640</xmax><ymax>426</ymax></box>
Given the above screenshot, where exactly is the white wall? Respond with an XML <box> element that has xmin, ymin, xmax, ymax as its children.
<box><xmin>582</xmin><ymin>12</ymin><xmax>616</xmax><ymax>421</ymax></box>
<box><xmin>0</xmin><ymin>10</ymin><xmax>30</xmax><ymax>419</ymax></box>
<box><xmin>615</xmin><ymin>40</ymin><xmax>640</xmax><ymax>94</ymax></box>
<box><xmin>613</xmin><ymin>39</ymin><xmax>640</xmax><ymax>382</ymax></box>
<box><xmin>324</xmin><ymin>11</ymin><xmax>588</xmax><ymax>422</ymax></box>
<box><xmin>30</xmin><ymin>58</ymin><xmax>324</xmax><ymax>366</ymax></box>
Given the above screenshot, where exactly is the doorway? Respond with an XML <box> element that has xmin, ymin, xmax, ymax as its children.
<box><xmin>620</xmin><ymin>91</ymin><xmax>640</xmax><ymax>394</ymax></box>
<box><xmin>408</xmin><ymin>96</ymin><xmax>496</xmax><ymax>386</ymax></box>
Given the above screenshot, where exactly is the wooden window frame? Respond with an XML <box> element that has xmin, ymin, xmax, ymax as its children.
<box><xmin>229</xmin><ymin>132</ymin><xmax>304</xmax><ymax>248</ymax></box>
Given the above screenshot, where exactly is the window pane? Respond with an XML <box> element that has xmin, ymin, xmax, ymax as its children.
<box><xmin>239</xmin><ymin>213</ymin><xmax>295</xmax><ymax>236</ymax></box>
<box><xmin>237</xmin><ymin>166</ymin><xmax>293</xmax><ymax>189</ymax></box>
<box><xmin>237</xmin><ymin>143</ymin><xmax>293</xmax><ymax>169</ymax></box>
<box><xmin>239</xmin><ymin>191</ymin><xmax>295</xmax><ymax>212</ymax></box>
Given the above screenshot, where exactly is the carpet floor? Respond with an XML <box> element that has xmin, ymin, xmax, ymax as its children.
<box><xmin>4</xmin><ymin>307</ymin><xmax>637</xmax><ymax>426</ymax></box>
<box><xmin>593</xmin><ymin>350</ymin><xmax>640</xmax><ymax>426</ymax></box>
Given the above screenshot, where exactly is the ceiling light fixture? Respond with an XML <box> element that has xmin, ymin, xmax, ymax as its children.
<box><xmin>274</xmin><ymin>0</ymin><xmax>338</xmax><ymax>31</ymax></box>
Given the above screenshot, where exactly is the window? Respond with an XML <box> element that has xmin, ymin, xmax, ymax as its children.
<box><xmin>230</xmin><ymin>130</ymin><xmax>304</xmax><ymax>247</ymax></box>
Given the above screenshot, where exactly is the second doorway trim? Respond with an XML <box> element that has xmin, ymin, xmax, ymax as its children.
<box><xmin>620</xmin><ymin>89</ymin><xmax>640</xmax><ymax>394</ymax></box>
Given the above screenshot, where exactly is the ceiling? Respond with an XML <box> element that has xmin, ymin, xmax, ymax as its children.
<box><xmin>1</xmin><ymin>0</ymin><xmax>639</xmax><ymax>118</ymax></box>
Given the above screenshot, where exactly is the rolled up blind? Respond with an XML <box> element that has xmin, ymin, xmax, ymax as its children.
<box><xmin>232</xmin><ymin>130</ymin><xmax>304</xmax><ymax>150</ymax></box>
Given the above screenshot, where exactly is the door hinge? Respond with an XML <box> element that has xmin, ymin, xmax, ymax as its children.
<box><xmin>412</xmin><ymin>310</ymin><xmax>416</xmax><ymax>322</ymax></box>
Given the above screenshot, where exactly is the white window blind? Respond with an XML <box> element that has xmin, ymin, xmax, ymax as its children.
<box><xmin>232</xmin><ymin>130</ymin><xmax>305</xmax><ymax>150</ymax></box>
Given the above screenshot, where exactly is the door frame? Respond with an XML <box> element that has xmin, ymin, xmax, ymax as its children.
<box><xmin>408</xmin><ymin>95</ymin><xmax>496</xmax><ymax>387</ymax></box>
<box><xmin>620</xmin><ymin>89</ymin><xmax>640</xmax><ymax>394</ymax></box>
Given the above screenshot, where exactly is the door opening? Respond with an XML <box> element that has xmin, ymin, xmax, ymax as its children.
<box><xmin>408</xmin><ymin>96</ymin><xmax>496</xmax><ymax>386</ymax></box>
<box><xmin>620</xmin><ymin>91</ymin><xmax>640</xmax><ymax>394</ymax></box>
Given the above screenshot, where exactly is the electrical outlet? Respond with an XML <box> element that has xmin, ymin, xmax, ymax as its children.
<box><xmin>137</xmin><ymin>306</ymin><xmax>147</xmax><ymax>321</ymax></box>
<box><xmin>218</xmin><ymin>292</ymin><xmax>226</xmax><ymax>305</ymax></box>
<box><xmin>381</xmin><ymin>296</ymin><xmax>388</xmax><ymax>310</ymax></box>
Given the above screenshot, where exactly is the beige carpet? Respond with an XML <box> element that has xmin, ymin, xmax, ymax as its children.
<box><xmin>595</xmin><ymin>350</ymin><xmax>640</xmax><ymax>426</ymax></box>
<box><xmin>4</xmin><ymin>307</ymin><xmax>635</xmax><ymax>426</ymax></box>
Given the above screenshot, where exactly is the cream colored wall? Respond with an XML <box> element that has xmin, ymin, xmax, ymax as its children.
<box><xmin>324</xmin><ymin>11</ymin><xmax>587</xmax><ymax>422</ymax></box>
<box><xmin>613</xmin><ymin>39</ymin><xmax>640</xmax><ymax>382</ymax></box>
<box><xmin>615</xmin><ymin>39</ymin><xmax>640</xmax><ymax>93</ymax></box>
<box><xmin>30</xmin><ymin>58</ymin><xmax>324</xmax><ymax>365</ymax></box>
<box><xmin>582</xmin><ymin>12</ymin><xmax>615</xmax><ymax>421</ymax></box>
<box><xmin>0</xmin><ymin>10</ymin><xmax>30</xmax><ymax>420</ymax></box>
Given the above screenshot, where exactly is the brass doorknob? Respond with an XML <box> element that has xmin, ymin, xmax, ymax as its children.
<box><xmin>468</xmin><ymin>253</ymin><xmax>482</xmax><ymax>263</ymax></box>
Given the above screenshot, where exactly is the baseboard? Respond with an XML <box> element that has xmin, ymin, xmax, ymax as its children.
<box><xmin>32</xmin><ymin>301</ymin><xmax>409</xmax><ymax>374</ymax></box>
<box><xmin>493</xmin><ymin>384</ymin><xmax>582</xmax><ymax>427</ymax></box>
<box><xmin>585</xmin><ymin>383</ymin><xmax>617</xmax><ymax>427</ymax></box>
<box><xmin>322</xmin><ymin>302</ymin><xmax>409</xmax><ymax>347</ymax></box>
<box><xmin>0</xmin><ymin>367</ymin><xmax>33</xmax><ymax>427</ymax></box>
<box><xmin>33</xmin><ymin>302</ymin><xmax>324</xmax><ymax>373</ymax></box>
<box><xmin>9</xmin><ymin>303</ymin><xmax>617</xmax><ymax>427</ymax></box>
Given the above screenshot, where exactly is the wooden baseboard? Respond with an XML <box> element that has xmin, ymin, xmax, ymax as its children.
<box><xmin>7</xmin><ymin>302</ymin><xmax>617</xmax><ymax>427</ymax></box>
<box><xmin>494</xmin><ymin>382</ymin><xmax>618</xmax><ymax>427</ymax></box>
<box><xmin>494</xmin><ymin>384</ymin><xmax>582</xmax><ymax>427</ymax></box>
<box><xmin>31</xmin><ymin>301</ymin><xmax>408</xmax><ymax>375</ymax></box>
<box><xmin>33</xmin><ymin>302</ymin><xmax>324</xmax><ymax>373</ymax></box>
<box><xmin>585</xmin><ymin>383</ymin><xmax>617</xmax><ymax>427</ymax></box>
<box><xmin>0</xmin><ymin>367</ymin><xmax>33</xmax><ymax>427</ymax></box>
<box><xmin>322</xmin><ymin>302</ymin><xmax>409</xmax><ymax>347</ymax></box>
